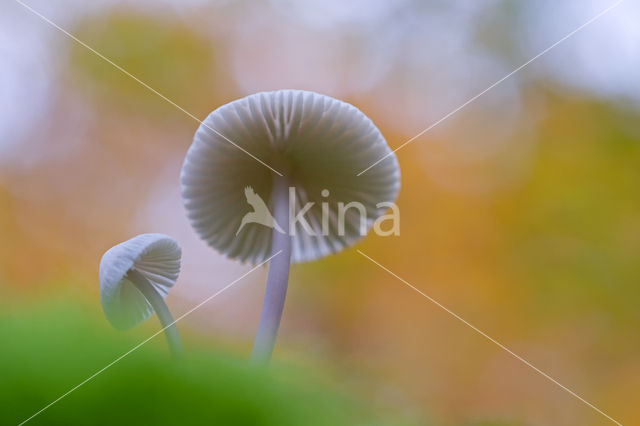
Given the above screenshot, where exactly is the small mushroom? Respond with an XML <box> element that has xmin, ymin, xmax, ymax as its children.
<box><xmin>181</xmin><ymin>90</ymin><xmax>400</xmax><ymax>363</ymax></box>
<box><xmin>99</xmin><ymin>233</ymin><xmax>183</xmax><ymax>357</ymax></box>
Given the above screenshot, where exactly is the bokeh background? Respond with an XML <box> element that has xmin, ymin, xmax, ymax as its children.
<box><xmin>1</xmin><ymin>0</ymin><xmax>639</xmax><ymax>425</ymax></box>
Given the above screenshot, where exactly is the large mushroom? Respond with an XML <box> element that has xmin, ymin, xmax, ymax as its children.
<box><xmin>99</xmin><ymin>233</ymin><xmax>183</xmax><ymax>357</ymax></box>
<box><xmin>181</xmin><ymin>89</ymin><xmax>400</xmax><ymax>363</ymax></box>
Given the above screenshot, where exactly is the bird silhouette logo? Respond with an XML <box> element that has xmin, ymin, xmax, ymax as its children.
<box><xmin>236</xmin><ymin>186</ymin><xmax>285</xmax><ymax>235</ymax></box>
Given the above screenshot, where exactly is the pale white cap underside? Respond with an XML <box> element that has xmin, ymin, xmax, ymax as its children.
<box><xmin>181</xmin><ymin>90</ymin><xmax>400</xmax><ymax>263</ymax></box>
<box><xmin>99</xmin><ymin>233</ymin><xmax>181</xmax><ymax>329</ymax></box>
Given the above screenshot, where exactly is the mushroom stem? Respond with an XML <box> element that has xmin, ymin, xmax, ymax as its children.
<box><xmin>127</xmin><ymin>269</ymin><xmax>183</xmax><ymax>358</ymax></box>
<box><xmin>251</xmin><ymin>173</ymin><xmax>292</xmax><ymax>364</ymax></box>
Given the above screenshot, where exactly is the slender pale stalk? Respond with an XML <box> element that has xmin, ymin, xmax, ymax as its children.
<box><xmin>251</xmin><ymin>173</ymin><xmax>292</xmax><ymax>364</ymax></box>
<box><xmin>127</xmin><ymin>268</ymin><xmax>183</xmax><ymax>358</ymax></box>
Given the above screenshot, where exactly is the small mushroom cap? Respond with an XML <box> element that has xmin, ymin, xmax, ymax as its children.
<box><xmin>99</xmin><ymin>233</ymin><xmax>181</xmax><ymax>330</ymax></box>
<box><xmin>181</xmin><ymin>90</ymin><xmax>400</xmax><ymax>264</ymax></box>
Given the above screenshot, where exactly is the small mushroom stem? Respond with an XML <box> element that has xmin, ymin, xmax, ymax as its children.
<box><xmin>251</xmin><ymin>173</ymin><xmax>292</xmax><ymax>364</ymax></box>
<box><xmin>127</xmin><ymin>269</ymin><xmax>183</xmax><ymax>358</ymax></box>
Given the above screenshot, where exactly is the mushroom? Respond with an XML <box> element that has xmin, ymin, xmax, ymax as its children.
<box><xmin>99</xmin><ymin>233</ymin><xmax>183</xmax><ymax>357</ymax></box>
<box><xmin>181</xmin><ymin>89</ymin><xmax>400</xmax><ymax>363</ymax></box>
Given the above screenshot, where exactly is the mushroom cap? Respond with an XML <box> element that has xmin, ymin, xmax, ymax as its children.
<box><xmin>181</xmin><ymin>89</ymin><xmax>400</xmax><ymax>264</ymax></box>
<box><xmin>99</xmin><ymin>233</ymin><xmax>181</xmax><ymax>330</ymax></box>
